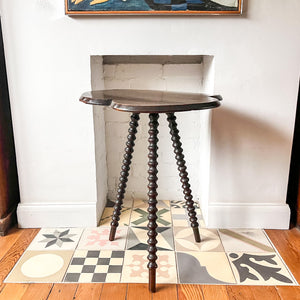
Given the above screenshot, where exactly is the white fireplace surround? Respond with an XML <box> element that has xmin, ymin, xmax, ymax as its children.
<box><xmin>1</xmin><ymin>0</ymin><xmax>299</xmax><ymax>229</ymax></box>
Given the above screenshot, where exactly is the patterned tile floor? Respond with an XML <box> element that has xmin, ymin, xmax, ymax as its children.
<box><xmin>5</xmin><ymin>199</ymin><xmax>299</xmax><ymax>286</ymax></box>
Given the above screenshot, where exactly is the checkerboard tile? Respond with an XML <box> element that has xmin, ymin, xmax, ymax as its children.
<box><xmin>64</xmin><ymin>250</ymin><xmax>125</xmax><ymax>283</ymax></box>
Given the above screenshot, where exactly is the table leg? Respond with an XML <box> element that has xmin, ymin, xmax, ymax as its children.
<box><xmin>109</xmin><ymin>113</ymin><xmax>140</xmax><ymax>241</ymax></box>
<box><xmin>166</xmin><ymin>113</ymin><xmax>201</xmax><ymax>243</ymax></box>
<box><xmin>147</xmin><ymin>113</ymin><xmax>159</xmax><ymax>293</ymax></box>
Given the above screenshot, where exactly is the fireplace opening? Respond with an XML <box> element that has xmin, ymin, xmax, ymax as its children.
<box><xmin>90</xmin><ymin>55</ymin><xmax>215</xmax><ymax>224</ymax></box>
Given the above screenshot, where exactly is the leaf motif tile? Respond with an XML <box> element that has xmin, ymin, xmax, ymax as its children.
<box><xmin>130</xmin><ymin>207</ymin><xmax>171</xmax><ymax>227</ymax></box>
<box><xmin>218</xmin><ymin>229</ymin><xmax>275</xmax><ymax>253</ymax></box>
<box><xmin>27</xmin><ymin>228</ymin><xmax>83</xmax><ymax>251</ymax></box>
<box><xmin>121</xmin><ymin>250</ymin><xmax>177</xmax><ymax>283</ymax></box>
<box><xmin>176</xmin><ymin>251</ymin><xmax>236</xmax><ymax>284</ymax></box>
<box><xmin>77</xmin><ymin>227</ymin><xmax>128</xmax><ymax>250</ymax></box>
<box><xmin>228</xmin><ymin>252</ymin><xmax>296</xmax><ymax>285</ymax></box>
<box><xmin>174</xmin><ymin>228</ymin><xmax>223</xmax><ymax>252</ymax></box>
<box><xmin>100</xmin><ymin>207</ymin><xmax>131</xmax><ymax>226</ymax></box>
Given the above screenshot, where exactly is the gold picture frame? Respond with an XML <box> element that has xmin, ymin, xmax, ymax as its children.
<box><xmin>65</xmin><ymin>0</ymin><xmax>243</xmax><ymax>15</ymax></box>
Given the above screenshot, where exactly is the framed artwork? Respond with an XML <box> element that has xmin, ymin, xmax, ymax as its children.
<box><xmin>65</xmin><ymin>0</ymin><xmax>242</xmax><ymax>15</ymax></box>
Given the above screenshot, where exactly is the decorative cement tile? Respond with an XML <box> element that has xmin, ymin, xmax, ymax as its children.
<box><xmin>100</xmin><ymin>207</ymin><xmax>131</xmax><ymax>226</ymax></box>
<box><xmin>77</xmin><ymin>227</ymin><xmax>128</xmax><ymax>250</ymax></box>
<box><xmin>133</xmin><ymin>199</ymin><xmax>170</xmax><ymax>209</ymax></box>
<box><xmin>174</xmin><ymin>228</ymin><xmax>223</xmax><ymax>252</ymax></box>
<box><xmin>121</xmin><ymin>250</ymin><xmax>177</xmax><ymax>283</ymax></box>
<box><xmin>106</xmin><ymin>199</ymin><xmax>133</xmax><ymax>208</ymax></box>
<box><xmin>176</xmin><ymin>251</ymin><xmax>236</xmax><ymax>284</ymax></box>
<box><xmin>130</xmin><ymin>207</ymin><xmax>171</xmax><ymax>227</ymax></box>
<box><xmin>218</xmin><ymin>229</ymin><xmax>275</xmax><ymax>253</ymax></box>
<box><xmin>171</xmin><ymin>208</ymin><xmax>205</xmax><ymax>228</ymax></box>
<box><xmin>64</xmin><ymin>250</ymin><xmax>124</xmax><ymax>283</ymax></box>
<box><xmin>5</xmin><ymin>250</ymin><xmax>73</xmax><ymax>283</ymax></box>
<box><xmin>228</xmin><ymin>252</ymin><xmax>296</xmax><ymax>285</ymax></box>
<box><xmin>27</xmin><ymin>228</ymin><xmax>83</xmax><ymax>251</ymax></box>
<box><xmin>126</xmin><ymin>227</ymin><xmax>174</xmax><ymax>251</ymax></box>
<box><xmin>170</xmin><ymin>200</ymin><xmax>200</xmax><ymax>209</ymax></box>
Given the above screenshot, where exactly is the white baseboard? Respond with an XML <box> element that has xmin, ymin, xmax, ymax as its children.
<box><xmin>17</xmin><ymin>202</ymin><xmax>291</xmax><ymax>229</ymax></box>
<box><xmin>207</xmin><ymin>203</ymin><xmax>291</xmax><ymax>229</ymax></box>
<box><xmin>17</xmin><ymin>203</ymin><xmax>99</xmax><ymax>228</ymax></box>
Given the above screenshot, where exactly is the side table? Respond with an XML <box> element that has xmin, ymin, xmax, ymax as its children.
<box><xmin>80</xmin><ymin>89</ymin><xmax>222</xmax><ymax>292</ymax></box>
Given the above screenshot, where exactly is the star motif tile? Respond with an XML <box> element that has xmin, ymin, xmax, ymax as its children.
<box><xmin>27</xmin><ymin>228</ymin><xmax>83</xmax><ymax>251</ymax></box>
<box><xmin>126</xmin><ymin>227</ymin><xmax>174</xmax><ymax>251</ymax></box>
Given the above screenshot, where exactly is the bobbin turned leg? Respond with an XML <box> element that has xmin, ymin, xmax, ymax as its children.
<box><xmin>109</xmin><ymin>113</ymin><xmax>140</xmax><ymax>241</ymax></box>
<box><xmin>166</xmin><ymin>113</ymin><xmax>201</xmax><ymax>243</ymax></box>
<box><xmin>147</xmin><ymin>113</ymin><xmax>159</xmax><ymax>293</ymax></box>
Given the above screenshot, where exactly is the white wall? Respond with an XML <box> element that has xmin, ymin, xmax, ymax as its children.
<box><xmin>0</xmin><ymin>0</ymin><xmax>299</xmax><ymax>228</ymax></box>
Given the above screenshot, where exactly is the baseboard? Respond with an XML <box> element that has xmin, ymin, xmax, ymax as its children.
<box><xmin>17</xmin><ymin>203</ymin><xmax>99</xmax><ymax>228</ymax></box>
<box><xmin>207</xmin><ymin>203</ymin><xmax>291</xmax><ymax>229</ymax></box>
<box><xmin>0</xmin><ymin>207</ymin><xmax>17</xmax><ymax>236</ymax></box>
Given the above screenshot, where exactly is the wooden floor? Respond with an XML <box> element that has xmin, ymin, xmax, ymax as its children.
<box><xmin>0</xmin><ymin>227</ymin><xmax>299</xmax><ymax>300</ymax></box>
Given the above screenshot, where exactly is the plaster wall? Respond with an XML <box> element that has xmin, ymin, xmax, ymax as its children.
<box><xmin>0</xmin><ymin>0</ymin><xmax>299</xmax><ymax>228</ymax></box>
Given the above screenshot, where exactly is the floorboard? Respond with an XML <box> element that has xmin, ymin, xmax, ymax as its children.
<box><xmin>266</xmin><ymin>228</ymin><xmax>300</xmax><ymax>283</ymax></box>
<box><xmin>153</xmin><ymin>284</ymin><xmax>178</xmax><ymax>300</ymax></box>
<box><xmin>177</xmin><ymin>284</ymin><xmax>204</xmax><ymax>300</ymax></box>
<box><xmin>47</xmin><ymin>283</ymin><xmax>78</xmax><ymax>300</ymax></box>
<box><xmin>20</xmin><ymin>283</ymin><xmax>53</xmax><ymax>300</ymax></box>
<box><xmin>127</xmin><ymin>283</ymin><xmax>152</xmax><ymax>300</ymax></box>
<box><xmin>226</xmin><ymin>285</ymin><xmax>281</xmax><ymax>300</ymax></box>
<box><xmin>0</xmin><ymin>228</ymin><xmax>39</xmax><ymax>284</ymax></box>
<box><xmin>74</xmin><ymin>283</ymin><xmax>103</xmax><ymax>300</ymax></box>
<box><xmin>101</xmin><ymin>283</ymin><xmax>127</xmax><ymax>300</ymax></box>
<box><xmin>201</xmin><ymin>285</ymin><xmax>229</xmax><ymax>300</ymax></box>
<box><xmin>0</xmin><ymin>227</ymin><xmax>23</xmax><ymax>262</ymax></box>
<box><xmin>0</xmin><ymin>283</ymin><xmax>29</xmax><ymax>300</ymax></box>
<box><xmin>276</xmin><ymin>286</ymin><xmax>300</xmax><ymax>300</ymax></box>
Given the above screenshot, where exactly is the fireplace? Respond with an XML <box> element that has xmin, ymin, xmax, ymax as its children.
<box><xmin>90</xmin><ymin>55</ymin><xmax>215</xmax><ymax>224</ymax></box>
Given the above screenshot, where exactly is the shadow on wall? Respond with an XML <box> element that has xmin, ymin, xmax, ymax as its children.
<box><xmin>210</xmin><ymin>107</ymin><xmax>290</xmax><ymax>204</ymax></box>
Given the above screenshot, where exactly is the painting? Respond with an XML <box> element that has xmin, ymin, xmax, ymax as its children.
<box><xmin>65</xmin><ymin>0</ymin><xmax>242</xmax><ymax>15</ymax></box>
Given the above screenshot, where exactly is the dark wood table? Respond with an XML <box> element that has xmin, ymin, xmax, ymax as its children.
<box><xmin>80</xmin><ymin>89</ymin><xmax>222</xmax><ymax>292</ymax></box>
